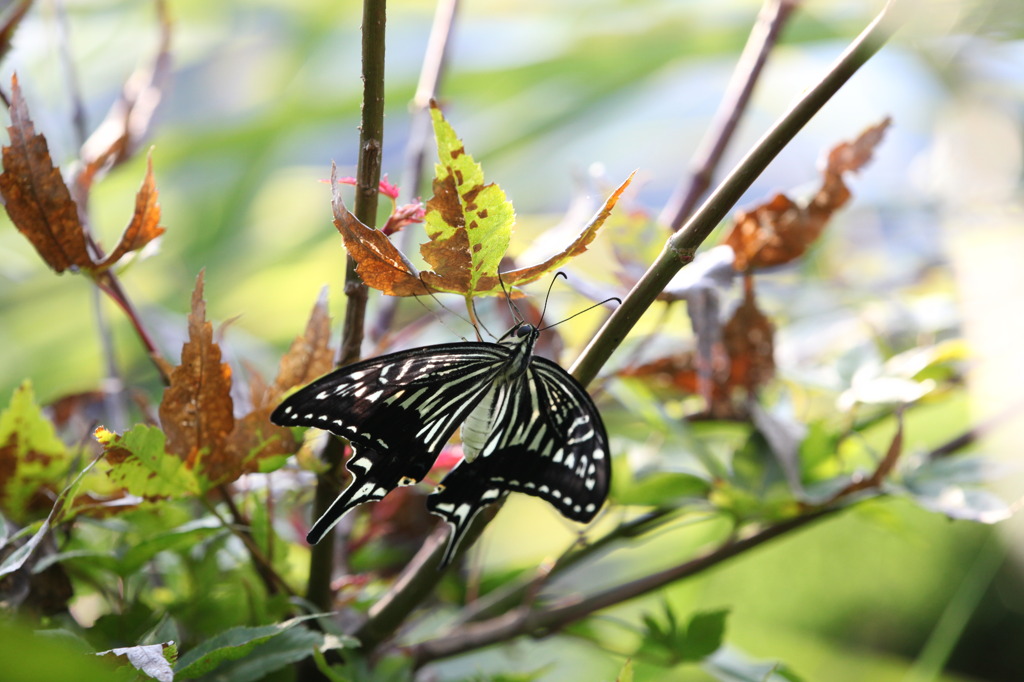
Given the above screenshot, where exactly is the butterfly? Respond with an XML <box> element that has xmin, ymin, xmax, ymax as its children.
<box><xmin>270</xmin><ymin>309</ymin><xmax>612</xmax><ymax>567</ymax></box>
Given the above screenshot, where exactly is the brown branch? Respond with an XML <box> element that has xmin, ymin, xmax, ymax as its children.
<box><xmin>305</xmin><ymin>0</ymin><xmax>388</xmax><ymax>615</ymax></box>
<box><xmin>409</xmin><ymin>507</ymin><xmax>837</xmax><ymax>666</ymax></box>
<box><xmin>659</xmin><ymin>0</ymin><xmax>799</xmax><ymax>231</ymax></box>
<box><xmin>370</xmin><ymin>0</ymin><xmax>460</xmax><ymax>343</ymax></box>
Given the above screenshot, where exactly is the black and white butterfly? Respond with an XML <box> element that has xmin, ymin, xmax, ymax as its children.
<box><xmin>270</xmin><ymin>309</ymin><xmax>611</xmax><ymax>567</ymax></box>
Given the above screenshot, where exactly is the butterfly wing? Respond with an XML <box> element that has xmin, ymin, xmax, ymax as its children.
<box><xmin>271</xmin><ymin>343</ymin><xmax>511</xmax><ymax>544</ymax></box>
<box><xmin>427</xmin><ymin>357</ymin><xmax>611</xmax><ymax>565</ymax></box>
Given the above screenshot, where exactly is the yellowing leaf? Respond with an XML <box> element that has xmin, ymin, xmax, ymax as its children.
<box><xmin>421</xmin><ymin>103</ymin><xmax>515</xmax><ymax>296</ymax></box>
<box><xmin>335</xmin><ymin>107</ymin><xmax>632</xmax><ymax>301</ymax></box>
<box><xmin>503</xmin><ymin>171</ymin><xmax>636</xmax><ymax>287</ymax></box>
<box><xmin>97</xmin><ymin>425</ymin><xmax>201</xmax><ymax>499</ymax></box>
<box><xmin>0</xmin><ymin>381</ymin><xmax>70</xmax><ymax>522</ymax></box>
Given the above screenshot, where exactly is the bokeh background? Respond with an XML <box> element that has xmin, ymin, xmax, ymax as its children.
<box><xmin>2</xmin><ymin>0</ymin><xmax>1023</xmax><ymax>680</ymax></box>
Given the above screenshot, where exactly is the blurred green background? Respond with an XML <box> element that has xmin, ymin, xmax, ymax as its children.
<box><xmin>2</xmin><ymin>0</ymin><xmax>1023</xmax><ymax>680</ymax></box>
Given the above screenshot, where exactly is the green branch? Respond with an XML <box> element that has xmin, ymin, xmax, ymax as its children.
<box><xmin>571</xmin><ymin>0</ymin><xmax>903</xmax><ymax>387</ymax></box>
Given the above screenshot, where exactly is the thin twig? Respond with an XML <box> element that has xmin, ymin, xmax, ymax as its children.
<box><xmin>408</xmin><ymin>507</ymin><xmax>837</xmax><ymax>666</ymax></box>
<box><xmin>52</xmin><ymin>0</ymin><xmax>88</xmax><ymax>147</ymax></box>
<box><xmin>571</xmin><ymin>0</ymin><xmax>902</xmax><ymax>387</ymax></box>
<box><xmin>352</xmin><ymin>503</ymin><xmax>500</xmax><ymax>651</ymax></box>
<box><xmin>305</xmin><ymin>0</ymin><xmax>388</xmax><ymax>614</ymax></box>
<box><xmin>659</xmin><ymin>0</ymin><xmax>798</xmax><ymax>231</ymax></box>
<box><xmin>370</xmin><ymin>0</ymin><xmax>460</xmax><ymax>342</ymax></box>
<box><xmin>453</xmin><ymin>507</ymin><xmax>678</xmax><ymax>626</ymax></box>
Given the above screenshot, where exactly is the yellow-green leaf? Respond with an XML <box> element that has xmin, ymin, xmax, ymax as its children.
<box><xmin>0</xmin><ymin>381</ymin><xmax>70</xmax><ymax>522</ymax></box>
<box><xmin>97</xmin><ymin>425</ymin><xmax>202</xmax><ymax>499</ymax></box>
<box><xmin>422</xmin><ymin>103</ymin><xmax>514</xmax><ymax>295</ymax></box>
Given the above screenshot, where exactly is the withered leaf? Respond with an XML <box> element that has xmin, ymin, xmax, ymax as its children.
<box><xmin>724</xmin><ymin>117</ymin><xmax>891</xmax><ymax>272</ymax></box>
<box><xmin>332</xmin><ymin>173</ymin><xmax>433</xmax><ymax>297</ymax></box>
<box><xmin>158</xmin><ymin>272</ymin><xmax>235</xmax><ymax>483</ymax></box>
<box><xmin>0</xmin><ymin>74</ymin><xmax>92</xmax><ymax>273</ymax></box>
<box><xmin>75</xmin><ymin>0</ymin><xmax>172</xmax><ymax>197</ymax></box>
<box><xmin>721</xmin><ymin>280</ymin><xmax>775</xmax><ymax>394</ymax></box>
<box><xmin>502</xmin><ymin>171</ymin><xmax>636</xmax><ymax>288</ymax></box>
<box><xmin>622</xmin><ymin>281</ymin><xmax>774</xmax><ymax>418</ymax></box>
<box><xmin>95</xmin><ymin>154</ymin><xmax>165</xmax><ymax>272</ymax></box>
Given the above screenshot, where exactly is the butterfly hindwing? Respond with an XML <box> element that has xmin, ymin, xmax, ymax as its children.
<box><xmin>426</xmin><ymin>357</ymin><xmax>610</xmax><ymax>564</ymax></box>
<box><xmin>271</xmin><ymin>343</ymin><xmax>510</xmax><ymax>542</ymax></box>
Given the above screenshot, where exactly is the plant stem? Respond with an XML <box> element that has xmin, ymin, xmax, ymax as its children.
<box><xmin>658</xmin><ymin>0</ymin><xmax>798</xmax><ymax>231</ymax></box>
<box><xmin>353</xmin><ymin>504</ymin><xmax>499</xmax><ymax>650</ymax></box>
<box><xmin>305</xmin><ymin>0</ymin><xmax>388</xmax><ymax>614</ymax></box>
<box><xmin>409</xmin><ymin>507</ymin><xmax>837</xmax><ymax>666</ymax></box>
<box><xmin>571</xmin><ymin>0</ymin><xmax>903</xmax><ymax>387</ymax></box>
<box><xmin>371</xmin><ymin>0</ymin><xmax>459</xmax><ymax>342</ymax></box>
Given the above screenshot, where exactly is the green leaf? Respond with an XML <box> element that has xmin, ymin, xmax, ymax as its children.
<box><xmin>118</xmin><ymin>517</ymin><xmax>226</xmax><ymax>575</ymax></box>
<box><xmin>702</xmin><ymin>646</ymin><xmax>805</xmax><ymax>682</ymax></box>
<box><xmin>0</xmin><ymin>454</ymin><xmax>102</xmax><ymax>579</ymax></box>
<box><xmin>683</xmin><ymin>609</ymin><xmax>729</xmax><ymax>662</ymax></box>
<box><xmin>897</xmin><ymin>456</ymin><xmax>1015</xmax><ymax>524</ymax></box>
<box><xmin>97</xmin><ymin>425</ymin><xmax>202</xmax><ymax>499</ymax></box>
<box><xmin>174</xmin><ymin>614</ymin><xmax>331</xmax><ymax>679</ymax></box>
<box><xmin>637</xmin><ymin>605</ymin><xmax>729</xmax><ymax>665</ymax></box>
<box><xmin>616</xmin><ymin>659</ymin><xmax>634</xmax><ymax>682</ymax></box>
<box><xmin>202</xmin><ymin>626</ymin><xmax>324</xmax><ymax>682</ymax></box>
<box><xmin>0</xmin><ymin>621</ymin><xmax>135</xmax><ymax>681</ymax></box>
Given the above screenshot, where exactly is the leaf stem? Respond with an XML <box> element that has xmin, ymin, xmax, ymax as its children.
<box><xmin>571</xmin><ymin>0</ymin><xmax>903</xmax><ymax>387</ymax></box>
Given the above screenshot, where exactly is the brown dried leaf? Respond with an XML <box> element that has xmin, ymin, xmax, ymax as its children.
<box><xmin>722</xmin><ymin>279</ymin><xmax>775</xmax><ymax>393</ymax></box>
<box><xmin>502</xmin><ymin>171</ymin><xmax>636</xmax><ymax>287</ymax></box>
<box><xmin>724</xmin><ymin>118</ymin><xmax>891</xmax><ymax>272</ymax></box>
<box><xmin>95</xmin><ymin>154</ymin><xmax>165</xmax><ymax>271</ymax></box>
<box><xmin>332</xmin><ymin>175</ymin><xmax>433</xmax><ymax>297</ymax></box>
<box><xmin>158</xmin><ymin>272</ymin><xmax>235</xmax><ymax>483</ymax></box>
<box><xmin>622</xmin><ymin>280</ymin><xmax>774</xmax><ymax>417</ymax></box>
<box><xmin>419</xmin><ymin>208</ymin><xmax>472</xmax><ymax>293</ymax></box>
<box><xmin>0</xmin><ymin>74</ymin><xmax>92</xmax><ymax>273</ymax></box>
<box><xmin>75</xmin><ymin>0</ymin><xmax>172</xmax><ymax>196</ymax></box>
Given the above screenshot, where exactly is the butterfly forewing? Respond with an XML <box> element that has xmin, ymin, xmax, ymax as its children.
<box><xmin>271</xmin><ymin>343</ymin><xmax>512</xmax><ymax>543</ymax></box>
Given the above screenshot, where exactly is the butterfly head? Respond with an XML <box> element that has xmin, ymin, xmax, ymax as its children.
<box><xmin>500</xmin><ymin>322</ymin><xmax>539</xmax><ymax>346</ymax></box>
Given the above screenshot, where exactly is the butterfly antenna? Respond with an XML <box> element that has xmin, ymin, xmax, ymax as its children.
<box><xmin>538</xmin><ymin>271</ymin><xmax>568</xmax><ymax>328</ymax></box>
<box><xmin>538</xmin><ymin>295</ymin><xmax>621</xmax><ymax>332</ymax></box>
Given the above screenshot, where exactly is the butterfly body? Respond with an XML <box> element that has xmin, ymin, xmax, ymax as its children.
<box><xmin>271</xmin><ymin>322</ymin><xmax>610</xmax><ymax>566</ymax></box>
